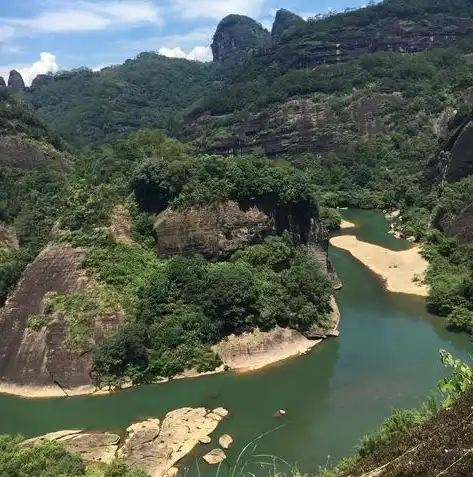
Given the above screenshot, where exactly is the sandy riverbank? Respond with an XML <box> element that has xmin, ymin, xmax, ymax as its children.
<box><xmin>0</xmin><ymin>298</ymin><xmax>340</xmax><ymax>398</ymax></box>
<box><xmin>330</xmin><ymin>235</ymin><xmax>428</xmax><ymax>296</ymax></box>
<box><xmin>340</xmin><ymin>219</ymin><xmax>356</xmax><ymax>229</ymax></box>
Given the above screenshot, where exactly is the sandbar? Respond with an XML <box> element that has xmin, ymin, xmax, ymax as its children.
<box><xmin>330</xmin><ymin>235</ymin><xmax>428</xmax><ymax>296</ymax></box>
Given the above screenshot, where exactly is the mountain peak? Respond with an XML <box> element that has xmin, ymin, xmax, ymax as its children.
<box><xmin>272</xmin><ymin>8</ymin><xmax>305</xmax><ymax>38</ymax></box>
<box><xmin>211</xmin><ymin>14</ymin><xmax>270</xmax><ymax>62</ymax></box>
<box><xmin>7</xmin><ymin>70</ymin><xmax>25</xmax><ymax>91</ymax></box>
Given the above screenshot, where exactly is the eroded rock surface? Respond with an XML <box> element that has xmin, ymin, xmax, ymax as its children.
<box><xmin>0</xmin><ymin>244</ymin><xmax>122</xmax><ymax>391</ymax></box>
<box><xmin>154</xmin><ymin>201</ymin><xmax>272</xmax><ymax>259</ymax></box>
<box><xmin>28</xmin><ymin>407</ymin><xmax>228</xmax><ymax>477</ymax></box>
<box><xmin>8</xmin><ymin>70</ymin><xmax>25</xmax><ymax>91</ymax></box>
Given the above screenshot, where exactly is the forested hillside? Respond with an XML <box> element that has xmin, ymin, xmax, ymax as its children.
<box><xmin>27</xmin><ymin>54</ymin><xmax>221</xmax><ymax>148</ymax></box>
<box><xmin>4</xmin><ymin>0</ymin><xmax>473</xmax><ymax>475</ymax></box>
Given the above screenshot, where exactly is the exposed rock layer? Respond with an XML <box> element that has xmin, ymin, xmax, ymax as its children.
<box><xmin>185</xmin><ymin>94</ymin><xmax>401</xmax><ymax>158</ymax></box>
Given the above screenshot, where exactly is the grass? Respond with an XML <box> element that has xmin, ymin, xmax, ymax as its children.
<box><xmin>27</xmin><ymin>314</ymin><xmax>49</xmax><ymax>331</ymax></box>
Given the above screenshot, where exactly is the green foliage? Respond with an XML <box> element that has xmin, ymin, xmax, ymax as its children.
<box><xmin>356</xmin><ymin>401</ymin><xmax>438</xmax><ymax>458</ymax></box>
<box><xmin>318</xmin><ymin>207</ymin><xmax>342</xmax><ymax>232</ymax></box>
<box><xmin>0</xmin><ymin>248</ymin><xmax>30</xmax><ymax>306</ymax></box>
<box><xmin>45</xmin><ymin>284</ymin><xmax>119</xmax><ymax>352</ymax></box>
<box><xmin>133</xmin><ymin>150</ymin><xmax>318</xmax><ymax>214</ymax></box>
<box><xmin>102</xmin><ymin>460</ymin><xmax>147</xmax><ymax>477</ymax></box>
<box><xmin>93</xmin><ymin>236</ymin><xmax>332</xmax><ymax>387</ymax></box>
<box><xmin>27</xmin><ymin>314</ymin><xmax>49</xmax><ymax>331</ymax></box>
<box><xmin>438</xmin><ymin>350</ymin><xmax>473</xmax><ymax>408</ymax></box>
<box><xmin>447</xmin><ymin>306</ymin><xmax>473</xmax><ymax>332</ymax></box>
<box><xmin>0</xmin><ymin>435</ymin><xmax>86</xmax><ymax>477</ymax></box>
<box><xmin>27</xmin><ymin>55</ymin><xmax>220</xmax><ymax>148</ymax></box>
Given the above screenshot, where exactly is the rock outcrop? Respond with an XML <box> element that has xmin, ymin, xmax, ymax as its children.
<box><xmin>185</xmin><ymin>94</ymin><xmax>401</xmax><ymax>159</ymax></box>
<box><xmin>154</xmin><ymin>201</ymin><xmax>272</xmax><ymax>259</ymax></box>
<box><xmin>154</xmin><ymin>200</ymin><xmax>338</xmax><ymax>284</ymax></box>
<box><xmin>27</xmin><ymin>407</ymin><xmax>229</xmax><ymax>477</ymax></box>
<box><xmin>211</xmin><ymin>15</ymin><xmax>270</xmax><ymax>62</ymax></box>
<box><xmin>0</xmin><ymin>244</ymin><xmax>122</xmax><ymax>391</ymax></box>
<box><xmin>426</xmin><ymin>114</ymin><xmax>473</xmax><ymax>186</ymax></box>
<box><xmin>271</xmin><ymin>9</ymin><xmax>305</xmax><ymax>38</ymax></box>
<box><xmin>7</xmin><ymin>70</ymin><xmax>25</xmax><ymax>91</ymax></box>
<box><xmin>0</xmin><ymin>136</ymin><xmax>72</xmax><ymax>171</ymax></box>
<box><xmin>31</xmin><ymin>74</ymin><xmax>52</xmax><ymax>89</ymax></box>
<box><xmin>0</xmin><ymin>76</ymin><xmax>5</xmax><ymax>87</ymax></box>
<box><xmin>441</xmin><ymin>203</ymin><xmax>473</xmax><ymax>244</ymax></box>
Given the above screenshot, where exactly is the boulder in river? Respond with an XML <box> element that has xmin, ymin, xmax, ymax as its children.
<box><xmin>218</xmin><ymin>434</ymin><xmax>233</xmax><ymax>449</ymax></box>
<box><xmin>203</xmin><ymin>448</ymin><xmax>226</xmax><ymax>465</ymax></box>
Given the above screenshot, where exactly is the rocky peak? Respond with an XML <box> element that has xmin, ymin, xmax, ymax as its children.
<box><xmin>0</xmin><ymin>76</ymin><xmax>5</xmax><ymax>87</ymax></box>
<box><xmin>31</xmin><ymin>74</ymin><xmax>52</xmax><ymax>89</ymax></box>
<box><xmin>7</xmin><ymin>70</ymin><xmax>25</xmax><ymax>91</ymax></box>
<box><xmin>271</xmin><ymin>9</ymin><xmax>305</xmax><ymax>38</ymax></box>
<box><xmin>211</xmin><ymin>14</ymin><xmax>270</xmax><ymax>62</ymax></box>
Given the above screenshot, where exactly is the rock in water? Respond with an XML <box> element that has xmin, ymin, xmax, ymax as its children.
<box><xmin>218</xmin><ymin>434</ymin><xmax>233</xmax><ymax>449</ymax></box>
<box><xmin>199</xmin><ymin>436</ymin><xmax>212</xmax><ymax>444</ymax></box>
<box><xmin>8</xmin><ymin>70</ymin><xmax>25</xmax><ymax>91</ymax></box>
<box><xmin>118</xmin><ymin>407</ymin><xmax>228</xmax><ymax>477</ymax></box>
<box><xmin>203</xmin><ymin>449</ymin><xmax>226</xmax><ymax>465</ymax></box>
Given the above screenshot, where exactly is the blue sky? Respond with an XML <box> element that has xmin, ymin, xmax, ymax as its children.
<box><xmin>0</xmin><ymin>0</ymin><xmax>372</xmax><ymax>85</ymax></box>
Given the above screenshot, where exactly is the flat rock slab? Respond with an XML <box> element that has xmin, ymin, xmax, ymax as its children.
<box><xmin>24</xmin><ymin>430</ymin><xmax>120</xmax><ymax>464</ymax></box>
<box><xmin>26</xmin><ymin>407</ymin><xmax>228</xmax><ymax>477</ymax></box>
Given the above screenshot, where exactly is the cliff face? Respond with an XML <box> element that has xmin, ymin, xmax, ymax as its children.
<box><xmin>211</xmin><ymin>15</ymin><xmax>270</xmax><ymax>62</ymax></box>
<box><xmin>185</xmin><ymin>94</ymin><xmax>401</xmax><ymax>157</ymax></box>
<box><xmin>154</xmin><ymin>200</ymin><xmax>337</xmax><ymax>281</ymax></box>
<box><xmin>0</xmin><ymin>245</ymin><xmax>122</xmax><ymax>390</ymax></box>
<box><xmin>0</xmin><ymin>136</ymin><xmax>71</xmax><ymax>170</ymax></box>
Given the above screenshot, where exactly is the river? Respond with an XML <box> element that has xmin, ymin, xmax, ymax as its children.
<box><xmin>0</xmin><ymin>210</ymin><xmax>471</xmax><ymax>474</ymax></box>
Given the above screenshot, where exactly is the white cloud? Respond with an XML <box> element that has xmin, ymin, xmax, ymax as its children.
<box><xmin>0</xmin><ymin>52</ymin><xmax>59</xmax><ymax>86</ymax></box>
<box><xmin>158</xmin><ymin>47</ymin><xmax>187</xmax><ymax>59</ymax></box>
<box><xmin>118</xmin><ymin>27</ymin><xmax>214</xmax><ymax>54</ymax></box>
<box><xmin>0</xmin><ymin>1</ymin><xmax>161</xmax><ymax>38</ymax></box>
<box><xmin>169</xmin><ymin>0</ymin><xmax>265</xmax><ymax>20</ymax></box>
<box><xmin>158</xmin><ymin>45</ymin><xmax>212</xmax><ymax>62</ymax></box>
<box><xmin>186</xmin><ymin>46</ymin><xmax>212</xmax><ymax>62</ymax></box>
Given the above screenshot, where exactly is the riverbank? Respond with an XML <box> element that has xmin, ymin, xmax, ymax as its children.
<box><xmin>0</xmin><ymin>299</ymin><xmax>340</xmax><ymax>398</ymax></box>
<box><xmin>330</xmin><ymin>235</ymin><xmax>428</xmax><ymax>296</ymax></box>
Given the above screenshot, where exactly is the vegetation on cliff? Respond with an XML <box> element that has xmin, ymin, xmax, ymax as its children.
<box><xmin>0</xmin><ymin>90</ymin><xmax>70</xmax><ymax>305</ymax></box>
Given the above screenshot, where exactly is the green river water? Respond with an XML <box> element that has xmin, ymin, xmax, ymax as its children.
<box><xmin>0</xmin><ymin>210</ymin><xmax>471</xmax><ymax>474</ymax></box>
